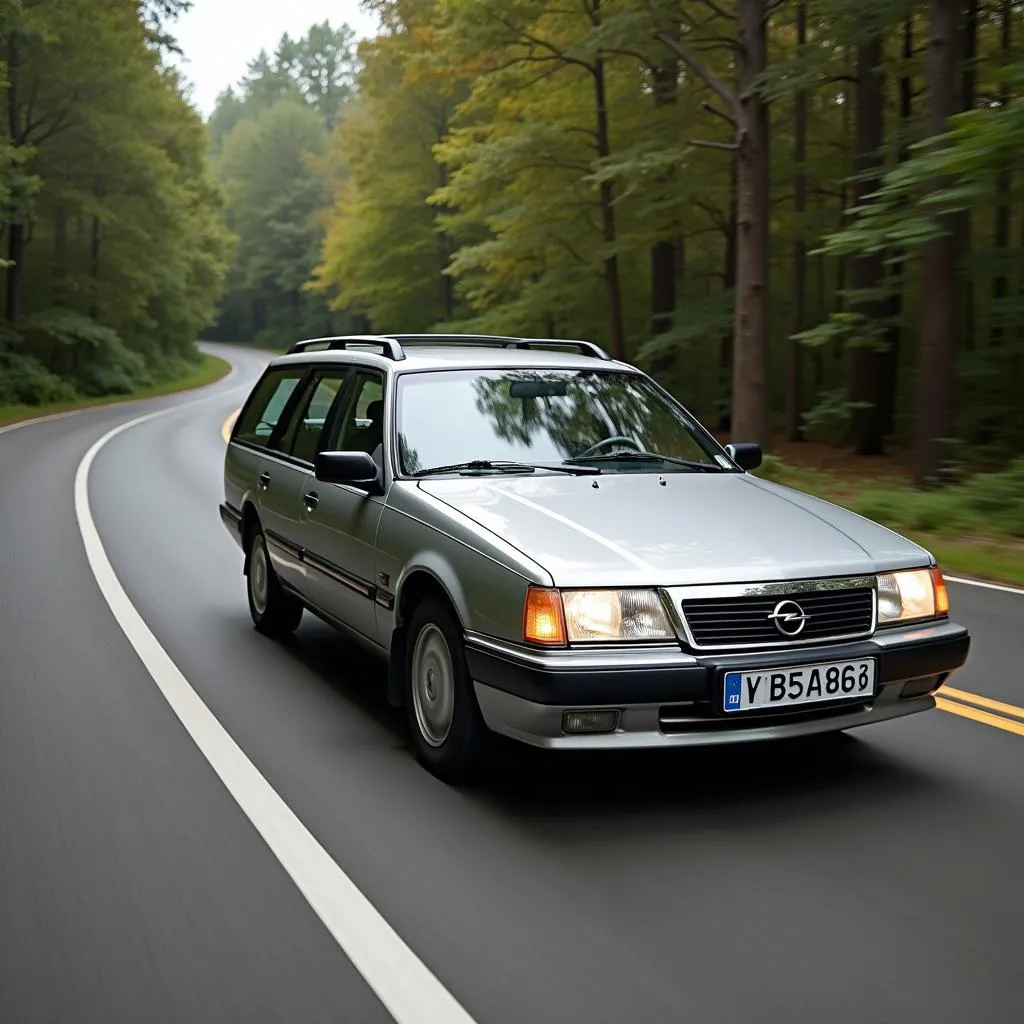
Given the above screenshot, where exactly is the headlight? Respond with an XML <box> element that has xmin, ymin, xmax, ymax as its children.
<box><xmin>523</xmin><ymin>587</ymin><xmax>675</xmax><ymax>645</ymax></box>
<box><xmin>876</xmin><ymin>567</ymin><xmax>949</xmax><ymax>625</ymax></box>
<box><xmin>562</xmin><ymin>589</ymin><xmax>673</xmax><ymax>642</ymax></box>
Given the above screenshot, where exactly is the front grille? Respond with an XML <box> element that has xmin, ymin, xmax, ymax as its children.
<box><xmin>680</xmin><ymin>586</ymin><xmax>875</xmax><ymax>650</ymax></box>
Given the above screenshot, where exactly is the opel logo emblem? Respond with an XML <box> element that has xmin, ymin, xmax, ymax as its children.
<box><xmin>768</xmin><ymin>599</ymin><xmax>809</xmax><ymax>636</ymax></box>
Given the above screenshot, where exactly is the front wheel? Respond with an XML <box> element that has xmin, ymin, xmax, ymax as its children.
<box><xmin>247</xmin><ymin>530</ymin><xmax>303</xmax><ymax>637</ymax></box>
<box><xmin>404</xmin><ymin>597</ymin><xmax>491</xmax><ymax>783</ymax></box>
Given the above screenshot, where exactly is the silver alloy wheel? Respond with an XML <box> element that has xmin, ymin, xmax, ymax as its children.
<box><xmin>250</xmin><ymin>538</ymin><xmax>269</xmax><ymax>616</ymax></box>
<box><xmin>410</xmin><ymin>623</ymin><xmax>456</xmax><ymax>748</ymax></box>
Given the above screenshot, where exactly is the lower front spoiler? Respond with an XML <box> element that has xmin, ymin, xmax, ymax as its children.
<box><xmin>473</xmin><ymin>683</ymin><xmax>937</xmax><ymax>750</ymax></box>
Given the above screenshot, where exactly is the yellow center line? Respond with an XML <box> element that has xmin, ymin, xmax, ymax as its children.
<box><xmin>940</xmin><ymin>685</ymin><xmax>1024</xmax><ymax>723</ymax></box>
<box><xmin>936</xmin><ymin>696</ymin><xmax>1024</xmax><ymax>738</ymax></box>
<box><xmin>221</xmin><ymin>409</ymin><xmax>240</xmax><ymax>444</ymax></box>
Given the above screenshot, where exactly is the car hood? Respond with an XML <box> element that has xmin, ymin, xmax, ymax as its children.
<box><xmin>416</xmin><ymin>472</ymin><xmax>932</xmax><ymax>587</ymax></box>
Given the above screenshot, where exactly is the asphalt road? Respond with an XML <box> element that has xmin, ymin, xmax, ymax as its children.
<box><xmin>1</xmin><ymin>342</ymin><xmax>1022</xmax><ymax>1024</ymax></box>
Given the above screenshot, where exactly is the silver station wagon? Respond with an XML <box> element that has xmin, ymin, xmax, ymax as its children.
<box><xmin>220</xmin><ymin>334</ymin><xmax>971</xmax><ymax>781</ymax></box>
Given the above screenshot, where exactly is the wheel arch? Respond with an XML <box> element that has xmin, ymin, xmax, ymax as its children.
<box><xmin>387</xmin><ymin>567</ymin><xmax>462</xmax><ymax>707</ymax></box>
<box><xmin>241</xmin><ymin>500</ymin><xmax>260</xmax><ymax>574</ymax></box>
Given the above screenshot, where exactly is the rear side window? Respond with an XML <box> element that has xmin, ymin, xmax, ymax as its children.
<box><xmin>284</xmin><ymin>371</ymin><xmax>350</xmax><ymax>464</ymax></box>
<box><xmin>325</xmin><ymin>370</ymin><xmax>386</xmax><ymax>454</ymax></box>
<box><xmin>233</xmin><ymin>368</ymin><xmax>306</xmax><ymax>448</ymax></box>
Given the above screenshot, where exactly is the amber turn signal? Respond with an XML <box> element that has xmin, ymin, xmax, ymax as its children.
<box><xmin>523</xmin><ymin>587</ymin><xmax>567</xmax><ymax>646</ymax></box>
<box><xmin>931</xmin><ymin>566</ymin><xmax>950</xmax><ymax>616</ymax></box>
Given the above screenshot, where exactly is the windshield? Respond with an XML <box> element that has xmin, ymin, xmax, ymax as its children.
<box><xmin>394</xmin><ymin>368</ymin><xmax>734</xmax><ymax>476</ymax></box>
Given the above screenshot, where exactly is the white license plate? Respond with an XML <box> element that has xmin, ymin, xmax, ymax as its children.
<box><xmin>722</xmin><ymin>658</ymin><xmax>876</xmax><ymax>713</ymax></box>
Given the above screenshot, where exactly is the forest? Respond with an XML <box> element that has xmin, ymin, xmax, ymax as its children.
<box><xmin>205</xmin><ymin>0</ymin><xmax>1024</xmax><ymax>495</ymax></box>
<box><xmin>2</xmin><ymin>1</ymin><xmax>1023</xmax><ymax>539</ymax></box>
<box><xmin>0</xmin><ymin>0</ymin><xmax>231</xmax><ymax>410</ymax></box>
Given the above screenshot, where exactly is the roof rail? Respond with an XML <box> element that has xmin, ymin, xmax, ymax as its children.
<box><xmin>388</xmin><ymin>334</ymin><xmax>613</xmax><ymax>361</ymax></box>
<box><xmin>511</xmin><ymin>337</ymin><xmax>612</xmax><ymax>361</ymax></box>
<box><xmin>286</xmin><ymin>332</ymin><xmax>614</xmax><ymax>363</ymax></box>
<box><xmin>387</xmin><ymin>333</ymin><xmax>521</xmax><ymax>345</ymax></box>
<box><xmin>286</xmin><ymin>335</ymin><xmax>406</xmax><ymax>360</ymax></box>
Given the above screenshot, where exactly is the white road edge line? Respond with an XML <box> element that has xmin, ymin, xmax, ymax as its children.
<box><xmin>74</xmin><ymin>394</ymin><xmax>478</xmax><ymax>1024</ymax></box>
<box><xmin>946</xmin><ymin>575</ymin><xmax>1024</xmax><ymax>597</ymax></box>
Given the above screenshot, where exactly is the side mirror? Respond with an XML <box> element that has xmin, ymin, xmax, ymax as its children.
<box><xmin>315</xmin><ymin>451</ymin><xmax>382</xmax><ymax>493</ymax></box>
<box><xmin>725</xmin><ymin>442</ymin><xmax>763</xmax><ymax>472</ymax></box>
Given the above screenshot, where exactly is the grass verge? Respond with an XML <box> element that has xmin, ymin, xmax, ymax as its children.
<box><xmin>758</xmin><ymin>456</ymin><xmax>1024</xmax><ymax>588</ymax></box>
<box><xmin>0</xmin><ymin>353</ymin><xmax>232</xmax><ymax>428</ymax></box>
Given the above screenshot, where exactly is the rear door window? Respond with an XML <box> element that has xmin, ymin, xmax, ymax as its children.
<box><xmin>325</xmin><ymin>370</ymin><xmax>386</xmax><ymax>456</ymax></box>
<box><xmin>233</xmin><ymin>368</ymin><xmax>307</xmax><ymax>448</ymax></box>
<box><xmin>283</xmin><ymin>370</ymin><xmax>351</xmax><ymax>464</ymax></box>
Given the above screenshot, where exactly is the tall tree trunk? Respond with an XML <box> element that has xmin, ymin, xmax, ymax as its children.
<box><xmin>6</xmin><ymin>34</ymin><xmax>23</xmax><ymax>326</ymax></box>
<box><xmin>590</xmin><ymin>6</ymin><xmax>624</xmax><ymax>360</ymax></box>
<box><xmin>731</xmin><ymin>0</ymin><xmax>771</xmax><ymax>449</ymax></box>
<box><xmin>649</xmin><ymin>48</ymin><xmax>679</xmax><ymax>378</ymax></box>
<box><xmin>879</xmin><ymin>17</ymin><xmax>914</xmax><ymax>439</ymax></box>
<box><xmin>848</xmin><ymin>34</ymin><xmax>887</xmax><ymax>456</ymax></box>
<box><xmin>649</xmin><ymin>241</ymin><xmax>675</xmax><ymax>355</ymax></box>
<box><xmin>787</xmin><ymin>0</ymin><xmax>807</xmax><ymax>443</ymax></box>
<box><xmin>53</xmin><ymin>162</ymin><xmax>72</xmax><ymax>299</ymax></box>
<box><xmin>991</xmin><ymin>0</ymin><xmax>1012</xmax><ymax>350</ymax></box>
<box><xmin>718</xmin><ymin>158</ymin><xmax>737</xmax><ymax>432</ymax></box>
<box><xmin>914</xmin><ymin>0</ymin><xmax>958</xmax><ymax>486</ymax></box>
<box><xmin>955</xmin><ymin>0</ymin><xmax>978</xmax><ymax>352</ymax></box>
<box><xmin>833</xmin><ymin>58</ymin><xmax>851</xmax><ymax>378</ymax></box>
<box><xmin>813</xmin><ymin>248</ymin><xmax>825</xmax><ymax>393</ymax></box>
<box><xmin>436</xmin><ymin>137</ymin><xmax>456</xmax><ymax>322</ymax></box>
<box><xmin>89</xmin><ymin>215</ymin><xmax>101</xmax><ymax>320</ymax></box>
<box><xmin>54</xmin><ymin>208</ymin><xmax>68</xmax><ymax>303</ymax></box>
<box><xmin>981</xmin><ymin>0</ymin><xmax>1014</xmax><ymax>447</ymax></box>
<box><xmin>655</xmin><ymin>4</ymin><xmax>767</xmax><ymax>442</ymax></box>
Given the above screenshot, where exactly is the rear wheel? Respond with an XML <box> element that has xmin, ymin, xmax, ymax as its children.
<box><xmin>404</xmin><ymin>596</ymin><xmax>491</xmax><ymax>783</ymax></box>
<box><xmin>247</xmin><ymin>529</ymin><xmax>303</xmax><ymax>637</ymax></box>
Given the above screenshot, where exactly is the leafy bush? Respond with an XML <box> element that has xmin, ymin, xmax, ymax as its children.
<box><xmin>0</xmin><ymin>352</ymin><xmax>77</xmax><ymax>405</ymax></box>
<box><xmin>21</xmin><ymin>309</ymin><xmax>150</xmax><ymax>397</ymax></box>
<box><xmin>955</xmin><ymin>459</ymin><xmax>1024</xmax><ymax>536</ymax></box>
<box><xmin>771</xmin><ymin>457</ymin><xmax>1024</xmax><ymax>540</ymax></box>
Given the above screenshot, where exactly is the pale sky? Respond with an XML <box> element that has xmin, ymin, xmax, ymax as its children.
<box><xmin>170</xmin><ymin>0</ymin><xmax>380</xmax><ymax>119</ymax></box>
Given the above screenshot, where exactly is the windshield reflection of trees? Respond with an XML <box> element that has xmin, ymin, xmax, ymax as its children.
<box><xmin>399</xmin><ymin>434</ymin><xmax>423</xmax><ymax>475</ymax></box>
<box><xmin>470</xmin><ymin>370</ymin><xmax>709</xmax><ymax>462</ymax></box>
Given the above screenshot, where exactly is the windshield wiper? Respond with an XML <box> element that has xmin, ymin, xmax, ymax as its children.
<box><xmin>565</xmin><ymin>451</ymin><xmax>725</xmax><ymax>472</ymax></box>
<box><xmin>413</xmin><ymin>459</ymin><xmax>600</xmax><ymax>478</ymax></box>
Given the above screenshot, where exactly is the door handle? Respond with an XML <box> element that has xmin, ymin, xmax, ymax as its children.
<box><xmin>258</xmin><ymin>471</ymin><xmax>270</xmax><ymax>490</ymax></box>
<box><xmin>303</xmin><ymin>490</ymin><xmax>319</xmax><ymax>511</ymax></box>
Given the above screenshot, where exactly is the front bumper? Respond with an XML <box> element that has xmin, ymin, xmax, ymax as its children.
<box><xmin>465</xmin><ymin>620</ymin><xmax>970</xmax><ymax>749</ymax></box>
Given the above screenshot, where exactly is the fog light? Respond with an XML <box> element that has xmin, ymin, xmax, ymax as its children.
<box><xmin>562</xmin><ymin>709</ymin><xmax>619</xmax><ymax>734</ymax></box>
<box><xmin>900</xmin><ymin>676</ymin><xmax>943</xmax><ymax>699</ymax></box>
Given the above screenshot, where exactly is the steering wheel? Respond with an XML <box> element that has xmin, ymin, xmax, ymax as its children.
<box><xmin>577</xmin><ymin>435</ymin><xmax>645</xmax><ymax>458</ymax></box>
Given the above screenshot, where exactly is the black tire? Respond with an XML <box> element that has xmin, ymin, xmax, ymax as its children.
<box><xmin>404</xmin><ymin>596</ymin><xmax>491</xmax><ymax>783</ymax></box>
<box><xmin>246</xmin><ymin>529</ymin><xmax>303</xmax><ymax>637</ymax></box>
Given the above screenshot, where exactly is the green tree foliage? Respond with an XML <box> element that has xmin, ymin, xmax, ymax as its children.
<box><xmin>221</xmin><ymin>1</ymin><xmax>1024</xmax><ymax>484</ymax></box>
<box><xmin>0</xmin><ymin>0</ymin><xmax>232</xmax><ymax>404</ymax></box>
<box><xmin>206</xmin><ymin>21</ymin><xmax>358</xmax><ymax>346</ymax></box>
<box><xmin>309</xmin><ymin>0</ymin><xmax>465</xmax><ymax>331</ymax></box>
<box><xmin>280</xmin><ymin>21</ymin><xmax>358</xmax><ymax>128</ymax></box>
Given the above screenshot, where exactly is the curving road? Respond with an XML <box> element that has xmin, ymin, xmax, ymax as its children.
<box><xmin>1</xmin><ymin>343</ymin><xmax>1022</xmax><ymax>1023</ymax></box>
